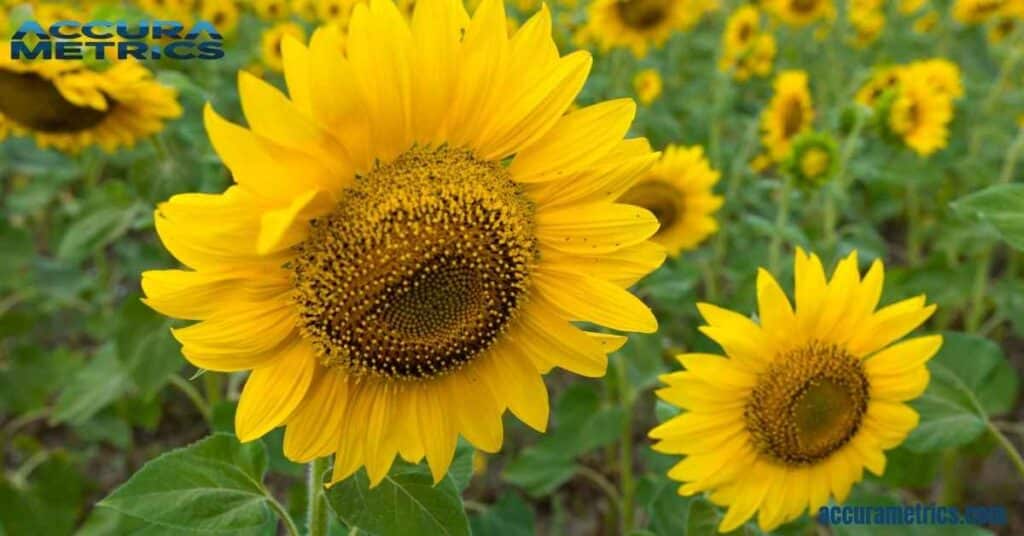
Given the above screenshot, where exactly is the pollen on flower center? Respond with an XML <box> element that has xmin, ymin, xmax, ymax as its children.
<box><xmin>744</xmin><ymin>342</ymin><xmax>870</xmax><ymax>466</ymax></box>
<box><xmin>0</xmin><ymin>70</ymin><xmax>111</xmax><ymax>132</ymax></box>
<box><xmin>616</xmin><ymin>0</ymin><xmax>670</xmax><ymax>29</ymax></box>
<box><xmin>291</xmin><ymin>146</ymin><xmax>537</xmax><ymax>381</ymax></box>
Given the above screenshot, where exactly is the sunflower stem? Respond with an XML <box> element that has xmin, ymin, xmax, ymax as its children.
<box><xmin>905</xmin><ymin>178</ymin><xmax>922</xmax><ymax>266</ymax></box>
<box><xmin>768</xmin><ymin>174</ymin><xmax>794</xmax><ymax>274</ymax></box>
<box><xmin>824</xmin><ymin>108</ymin><xmax>867</xmax><ymax>252</ymax></box>
<box><xmin>307</xmin><ymin>457</ymin><xmax>329</xmax><ymax>536</ymax></box>
<box><xmin>615</xmin><ymin>359</ymin><xmax>635</xmax><ymax>533</ymax></box>
<box><xmin>266</xmin><ymin>493</ymin><xmax>300</xmax><ymax>536</ymax></box>
<box><xmin>168</xmin><ymin>375</ymin><xmax>211</xmax><ymax>422</ymax></box>
<box><xmin>988</xmin><ymin>421</ymin><xmax>1024</xmax><ymax>483</ymax></box>
<box><xmin>203</xmin><ymin>371</ymin><xmax>223</xmax><ymax>408</ymax></box>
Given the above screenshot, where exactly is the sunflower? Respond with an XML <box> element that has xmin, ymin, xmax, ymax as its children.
<box><xmin>251</xmin><ymin>0</ymin><xmax>291</xmax><ymax>19</ymax></box>
<box><xmin>761</xmin><ymin>70</ymin><xmax>814</xmax><ymax>161</ymax></box>
<box><xmin>650</xmin><ymin>249</ymin><xmax>940</xmax><ymax>532</ymax></box>
<box><xmin>953</xmin><ymin>0</ymin><xmax>1006</xmax><ymax>23</ymax></box>
<box><xmin>144</xmin><ymin>0</ymin><xmax>664</xmax><ymax>487</ymax></box>
<box><xmin>907</xmin><ymin>58</ymin><xmax>963</xmax><ymax>99</ymax></box>
<box><xmin>616</xmin><ymin>145</ymin><xmax>722</xmax><ymax>257</ymax></box>
<box><xmin>200</xmin><ymin>0</ymin><xmax>241</xmax><ymax>35</ymax></box>
<box><xmin>719</xmin><ymin>6</ymin><xmax>775</xmax><ymax>81</ymax></box>
<box><xmin>292</xmin><ymin>0</ymin><xmax>320</xmax><ymax>19</ymax></box>
<box><xmin>316</xmin><ymin>0</ymin><xmax>354</xmax><ymax>23</ymax></box>
<box><xmin>0</xmin><ymin>48</ymin><xmax>182</xmax><ymax>153</ymax></box>
<box><xmin>854</xmin><ymin>65</ymin><xmax>902</xmax><ymax>108</ymax></box>
<box><xmin>899</xmin><ymin>0</ymin><xmax>926</xmax><ymax>12</ymax></box>
<box><xmin>260</xmin><ymin>22</ymin><xmax>307</xmax><ymax>72</ymax></box>
<box><xmin>586</xmin><ymin>0</ymin><xmax>712</xmax><ymax>57</ymax></box>
<box><xmin>723</xmin><ymin>5</ymin><xmax>760</xmax><ymax>51</ymax></box>
<box><xmin>886</xmin><ymin>74</ymin><xmax>952</xmax><ymax>156</ymax></box>
<box><xmin>913</xmin><ymin>9</ymin><xmax>940</xmax><ymax>32</ymax></box>
<box><xmin>767</xmin><ymin>0</ymin><xmax>834</xmax><ymax>27</ymax></box>
<box><xmin>784</xmin><ymin>131</ymin><xmax>838</xmax><ymax>188</ymax></box>
<box><xmin>849</xmin><ymin>4</ymin><xmax>885</xmax><ymax>47</ymax></box>
<box><xmin>633</xmin><ymin>68</ymin><xmax>663</xmax><ymax>106</ymax></box>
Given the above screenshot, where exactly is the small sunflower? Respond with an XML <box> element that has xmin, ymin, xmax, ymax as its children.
<box><xmin>767</xmin><ymin>0</ymin><xmax>834</xmax><ymax>27</ymax></box>
<box><xmin>586</xmin><ymin>0</ymin><xmax>712</xmax><ymax>57</ymax></box>
<box><xmin>252</xmin><ymin>0</ymin><xmax>291</xmax><ymax>19</ymax></box>
<box><xmin>145</xmin><ymin>0</ymin><xmax>664</xmax><ymax>487</ymax></box>
<box><xmin>633</xmin><ymin>68</ymin><xmax>663</xmax><ymax>106</ymax></box>
<box><xmin>719</xmin><ymin>6</ymin><xmax>775</xmax><ymax>81</ymax></box>
<box><xmin>292</xmin><ymin>0</ymin><xmax>320</xmax><ymax>19</ymax></box>
<box><xmin>761</xmin><ymin>70</ymin><xmax>814</xmax><ymax>161</ymax></box>
<box><xmin>723</xmin><ymin>5</ymin><xmax>760</xmax><ymax>51</ymax></box>
<box><xmin>260</xmin><ymin>22</ymin><xmax>307</xmax><ymax>72</ymax></box>
<box><xmin>200</xmin><ymin>0</ymin><xmax>241</xmax><ymax>35</ymax></box>
<box><xmin>0</xmin><ymin>48</ymin><xmax>182</xmax><ymax>153</ymax></box>
<box><xmin>886</xmin><ymin>74</ymin><xmax>952</xmax><ymax>156</ymax></box>
<box><xmin>953</xmin><ymin>0</ymin><xmax>1006</xmax><ymax>23</ymax></box>
<box><xmin>617</xmin><ymin>145</ymin><xmax>722</xmax><ymax>257</ymax></box>
<box><xmin>898</xmin><ymin>0</ymin><xmax>926</xmax><ymax>13</ymax></box>
<box><xmin>908</xmin><ymin>58</ymin><xmax>963</xmax><ymax>99</ymax></box>
<box><xmin>913</xmin><ymin>9</ymin><xmax>940</xmax><ymax>32</ymax></box>
<box><xmin>854</xmin><ymin>65</ymin><xmax>902</xmax><ymax>108</ymax></box>
<box><xmin>784</xmin><ymin>131</ymin><xmax>839</xmax><ymax>188</ymax></box>
<box><xmin>849</xmin><ymin>4</ymin><xmax>885</xmax><ymax>47</ymax></box>
<box><xmin>316</xmin><ymin>0</ymin><xmax>354</xmax><ymax>23</ymax></box>
<box><xmin>651</xmin><ymin>249</ymin><xmax>940</xmax><ymax>533</ymax></box>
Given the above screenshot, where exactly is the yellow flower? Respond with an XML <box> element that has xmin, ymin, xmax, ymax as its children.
<box><xmin>849</xmin><ymin>4</ymin><xmax>885</xmax><ymax>47</ymax></box>
<box><xmin>260</xmin><ymin>22</ymin><xmax>307</xmax><ymax>72</ymax></box>
<box><xmin>719</xmin><ymin>7</ymin><xmax>775</xmax><ymax>81</ymax></box>
<box><xmin>144</xmin><ymin>0</ymin><xmax>663</xmax><ymax>487</ymax></box>
<box><xmin>761</xmin><ymin>70</ymin><xmax>814</xmax><ymax>161</ymax></box>
<box><xmin>723</xmin><ymin>5</ymin><xmax>761</xmax><ymax>51</ymax></box>
<box><xmin>767</xmin><ymin>0</ymin><xmax>834</xmax><ymax>27</ymax></box>
<box><xmin>586</xmin><ymin>0</ymin><xmax>714</xmax><ymax>57</ymax></box>
<box><xmin>292</xmin><ymin>0</ymin><xmax>320</xmax><ymax>20</ymax></box>
<box><xmin>953</xmin><ymin>0</ymin><xmax>1005</xmax><ymax>24</ymax></box>
<box><xmin>137</xmin><ymin>0</ymin><xmax>193</xmax><ymax>19</ymax></box>
<box><xmin>913</xmin><ymin>9</ymin><xmax>940</xmax><ymax>32</ymax></box>
<box><xmin>651</xmin><ymin>249</ymin><xmax>940</xmax><ymax>533</ymax></box>
<box><xmin>854</xmin><ymin>65</ymin><xmax>903</xmax><ymax>107</ymax></box>
<box><xmin>617</xmin><ymin>145</ymin><xmax>722</xmax><ymax>256</ymax></box>
<box><xmin>0</xmin><ymin>45</ymin><xmax>182</xmax><ymax>153</ymax></box>
<box><xmin>633</xmin><ymin>68</ymin><xmax>663</xmax><ymax>105</ymax></box>
<box><xmin>907</xmin><ymin>58</ymin><xmax>963</xmax><ymax>99</ymax></box>
<box><xmin>251</xmin><ymin>0</ymin><xmax>291</xmax><ymax>19</ymax></box>
<box><xmin>899</xmin><ymin>0</ymin><xmax>926</xmax><ymax>13</ymax></box>
<box><xmin>316</xmin><ymin>0</ymin><xmax>355</xmax><ymax>23</ymax></box>
<box><xmin>888</xmin><ymin>74</ymin><xmax>953</xmax><ymax>156</ymax></box>
<box><xmin>785</xmin><ymin>131</ymin><xmax>838</xmax><ymax>188</ymax></box>
<box><xmin>200</xmin><ymin>0</ymin><xmax>241</xmax><ymax>35</ymax></box>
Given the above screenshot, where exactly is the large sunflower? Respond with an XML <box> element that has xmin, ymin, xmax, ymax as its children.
<box><xmin>586</xmin><ymin>0</ymin><xmax>712</xmax><ymax>57</ymax></box>
<box><xmin>144</xmin><ymin>0</ymin><xmax>664</xmax><ymax>486</ymax></box>
<box><xmin>0</xmin><ymin>49</ymin><xmax>182</xmax><ymax>153</ymax></box>
<box><xmin>617</xmin><ymin>145</ymin><xmax>722</xmax><ymax>257</ymax></box>
<box><xmin>761</xmin><ymin>70</ymin><xmax>814</xmax><ymax>161</ymax></box>
<box><xmin>651</xmin><ymin>249</ymin><xmax>940</xmax><ymax>532</ymax></box>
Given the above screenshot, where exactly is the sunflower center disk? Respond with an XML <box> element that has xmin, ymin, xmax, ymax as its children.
<box><xmin>618</xmin><ymin>180</ymin><xmax>680</xmax><ymax>239</ymax></box>
<box><xmin>292</xmin><ymin>146</ymin><xmax>537</xmax><ymax>381</ymax></box>
<box><xmin>744</xmin><ymin>342</ymin><xmax>870</xmax><ymax>466</ymax></box>
<box><xmin>0</xmin><ymin>70</ymin><xmax>111</xmax><ymax>132</ymax></box>
<box><xmin>615</xmin><ymin>0</ymin><xmax>670</xmax><ymax>30</ymax></box>
<box><xmin>781</xmin><ymin>98</ymin><xmax>805</xmax><ymax>138</ymax></box>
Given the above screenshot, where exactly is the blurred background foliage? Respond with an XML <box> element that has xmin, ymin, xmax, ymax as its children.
<box><xmin>1</xmin><ymin>0</ymin><xmax>1024</xmax><ymax>534</ymax></box>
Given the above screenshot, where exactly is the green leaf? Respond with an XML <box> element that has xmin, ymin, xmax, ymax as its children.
<box><xmin>0</xmin><ymin>452</ymin><xmax>85</xmax><ymax>536</ymax></box>
<box><xmin>448</xmin><ymin>441</ymin><xmax>475</xmax><ymax>492</ymax></box>
<box><xmin>645</xmin><ymin>478</ymin><xmax>691</xmax><ymax>536</ymax></box>
<box><xmin>469</xmin><ymin>493</ymin><xmax>535</xmax><ymax>536</ymax></box>
<box><xmin>51</xmin><ymin>345</ymin><xmax>130</xmax><ymax>425</ymax></box>
<box><xmin>57</xmin><ymin>205</ymin><xmax>139</xmax><ymax>262</ymax></box>
<box><xmin>905</xmin><ymin>332</ymin><xmax>1019</xmax><ymax>452</ymax></box>
<box><xmin>325</xmin><ymin>460</ymin><xmax>470</xmax><ymax>536</ymax></box>
<box><xmin>951</xmin><ymin>184</ymin><xmax>1024</xmax><ymax>250</ymax></box>
<box><xmin>115</xmin><ymin>297</ymin><xmax>183</xmax><ymax>398</ymax></box>
<box><xmin>99</xmin><ymin>434</ymin><xmax>276</xmax><ymax>534</ymax></box>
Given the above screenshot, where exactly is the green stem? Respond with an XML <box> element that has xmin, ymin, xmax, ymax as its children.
<box><xmin>308</xmin><ymin>457</ymin><xmax>329</xmax><ymax>536</ymax></box>
<box><xmin>168</xmin><ymin>375</ymin><xmax>212</xmax><ymax>422</ymax></box>
<box><xmin>615</xmin><ymin>360</ymin><xmax>635</xmax><ymax>534</ymax></box>
<box><xmin>824</xmin><ymin>110</ymin><xmax>867</xmax><ymax>251</ymax></box>
<box><xmin>940</xmin><ymin>449</ymin><xmax>964</xmax><ymax>505</ymax></box>
<box><xmin>999</xmin><ymin>127</ymin><xmax>1024</xmax><ymax>183</ymax></box>
<box><xmin>905</xmin><ymin>179</ymin><xmax>922</xmax><ymax>265</ymax></box>
<box><xmin>203</xmin><ymin>371</ymin><xmax>223</xmax><ymax>407</ymax></box>
<box><xmin>964</xmin><ymin>250</ymin><xmax>991</xmax><ymax>333</ymax></box>
<box><xmin>768</xmin><ymin>175</ymin><xmax>794</xmax><ymax>274</ymax></box>
<box><xmin>574</xmin><ymin>465</ymin><xmax>622</xmax><ymax>509</ymax></box>
<box><xmin>267</xmin><ymin>494</ymin><xmax>301</xmax><ymax>536</ymax></box>
<box><xmin>987</xmin><ymin>421</ymin><xmax>1024</xmax><ymax>483</ymax></box>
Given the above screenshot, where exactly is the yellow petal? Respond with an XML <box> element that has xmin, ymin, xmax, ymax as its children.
<box><xmin>410</xmin><ymin>0</ymin><xmax>464</xmax><ymax>143</ymax></box>
<box><xmin>533</xmin><ymin>272</ymin><xmax>657</xmax><ymax>333</ymax></box>
<box><xmin>536</xmin><ymin>203</ymin><xmax>659</xmax><ymax>255</ymax></box>
<box><xmin>284</xmin><ymin>369</ymin><xmax>350</xmax><ymax>463</ymax></box>
<box><xmin>236</xmin><ymin>341</ymin><xmax>317</xmax><ymax>441</ymax></box>
<box><xmin>173</xmin><ymin>300</ymin><xmax>297</xmax><ymax>372</ymax></box>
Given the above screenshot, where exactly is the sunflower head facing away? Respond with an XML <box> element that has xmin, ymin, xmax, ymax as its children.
<box><xmin>761</xmin><ymin>70</ymin><xmax>814</xmax><ymax>161</ymax></box>
<box><xmin>651</xmin><ymin>249</ymin><xmax>940</xmax><ymax>532</ymax></box>
<box><xmin>587</xmin><ymin>0</ymin><xmax>713</xmax><ymax>57</ymax></box>
<box><xmin>0</xmin><ymin>47</ymin><xmax>182</xmax><ymax>153</ymax></box>
<box><xmin>784</xmin><ymin>130</ymin><xmax>839</xmax><ymax>188</ymax></box>
<box><xmin>616</xmin><ymin>145</ymin><xmax>722</xmax><ymax>257</ymax></box>
<box><xmin>144</xmin><ymin>0</ymin><xmax>665</xmax><ymax>487</ymax></box>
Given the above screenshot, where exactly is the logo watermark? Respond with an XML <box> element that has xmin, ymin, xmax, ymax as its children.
<box><xmin>10</xmin><ymin>20</ymin><xmax>224</xmax><ymax>60</ymax></box>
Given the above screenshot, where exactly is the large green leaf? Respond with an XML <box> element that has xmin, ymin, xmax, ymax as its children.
<box><xmin>0</xmin><ymin>452</ymin><xmax>85</xmax><ymax>536</ymax></box>
<box><xmin>951</xmin><ymin>184</ymin><xmax>1024</xmax><ymax>250</ymax></box>
<box><xmin>905</xmin><ymin>332</ymin><xmax>1019</xmax><ymax>452</ymax></box>
<box><xmin>57</xmin><ymin>205</ymin><xmax>140</xmax><ymax>262</ymax></box>
<box><xmin>325</xmin><ymin>460</ymin><xmax>470</xmax><ymax>536</ymax></box>
<box><xmin>99</xmin><ymin>434</ymin><xmax>276</xmax><ymax>534</ymax></box>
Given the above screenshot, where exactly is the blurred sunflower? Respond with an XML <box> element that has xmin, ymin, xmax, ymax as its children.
<box><xmin>292</xmin><ymin>0</ymin><xmax>320</xmax><ymax>20</ymax></box>
<box><xmin>0</xmin><ymin>47</ymin><xmax>182</xmax><ymax>153</ymax></box>
<box><xmin>144</xmin><ymin>0</ymin><xmax>663</xmax><ymax>487</ymax></box>
<box><xmin>617</xmin><ymin>145</ymin><xmax>722</xmax><ymax>256</ymax></box>
<box><xmin>908</xmin><ymin>58</ymin><xmax>963</xmax><ymax>99</ymax></box>
<box><xmin>261</xmin><ymin>22</ymin><xmax>307</xmax><ymax>71</ymax></box>
<box><xmin>137</xmin><ymin>0</ymin><xmax>193</xmax><ymax>19</ymax></box>
<box><xmin>887</xmin><ymin>74</ymin><xmax>952</xmax><ymax>156</ymax></box>
<box><xmin>252</xmin><ymin>0</ymin><xmax>291</xmax><ymax>19</ymax></box>
<box><xmin>854</xmin><ymin>65</ymin><xmax>902</xmax><ymax>107</ymax></box>
<box><xmin>899</xmin><ymin>0</ymin><xmax>926</xmax><ymax>13</ymax></box>
<box><xmin>633</xmin><ymin>68</ymin><xmax>663</xmax><ymax>106</ymax></box>
<box><xmin>651</xmin><ymin>249</ymin><xmax>940</xmax><ymax>533</ymax></box>
<box><xmin>767</xmin><ymin>0</ymin><xmax>834</xmax><ymax>27</ymax></box>
<box><xmin>953</xmin><ymin>0</ymin><xmax>1006</xmax><ymax>23</ymax></box>
<box><xmin>784</xmin><ymin>131</ymin><xmax>838</xmax><ymax>188</ymax></box>
<box><xmin>316</xmin><ymin>0</ymin><xmax>353</xmax><ymax>23</ymax></box>
<box><xmin>200</xmin><ymin>0</ymin><xmax>241</xmax><ymax>35</ymax></box>
<box><xmin>913</xmin><ymin>9</ymin><xmax>939</xmax><ymax>32</ymax></box>
<box><xmin>987</xmin><ymin>0</ymin><xmax>1024</xmax><ymax>42</ymax></box>
<box><xmin>586</xmin><ymin>0</ymin><xmax>711</xmax><ymax>57</ymax></box>
<box><xmin>849</xmin><ymin>1</ymin><xmax>885</xmax><ymax>47</ymax></box>
<box><xmin>719</xmin><ymin>6</ymin><xmax>775</xmax><ymax>81</ymax></box>
<box><xmin>761</xmin><ymin>70</ymin><xmax>814</xmax><ymax>161</ymax></box>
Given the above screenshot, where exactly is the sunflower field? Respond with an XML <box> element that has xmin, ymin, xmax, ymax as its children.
<box><xmin>2</xmin><ymin>0</ymin><xmax>1024</xmax><ymax>534</ymax></box>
